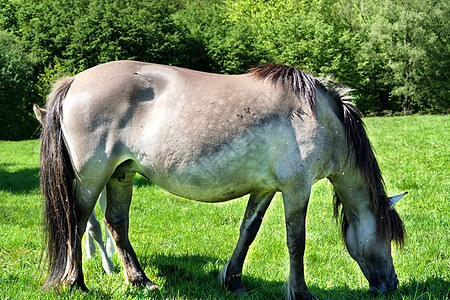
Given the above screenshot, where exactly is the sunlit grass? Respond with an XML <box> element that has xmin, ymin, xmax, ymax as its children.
<box><xmin>0</xmin><ymin>115</ymin><xmax>448</xmax><ymax>299</ymax></box>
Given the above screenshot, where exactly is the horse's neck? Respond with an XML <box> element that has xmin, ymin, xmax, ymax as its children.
<box><xmin>313</xmin><ymin>88</ymin><xmax>351</xmax><ymax>177</ymax></box>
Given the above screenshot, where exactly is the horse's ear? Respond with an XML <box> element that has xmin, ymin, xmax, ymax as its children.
<box><xmin>389</xmin><ymin>192</ymin><xmax>408</xmax><ymax>207</ymax></box>
<box><xmin>33</xmin><ymin>104</ymin><xmax>47</xmax><ymax>124</ymax></box>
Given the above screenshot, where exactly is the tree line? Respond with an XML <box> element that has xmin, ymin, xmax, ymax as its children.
<box><xmin>0</xmin><ymin>0</ymin><xmax>448</xmax><ymax>140</ymax></box>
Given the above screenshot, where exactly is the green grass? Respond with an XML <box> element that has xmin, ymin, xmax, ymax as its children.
<box><xmin>0</xmin><ymin>115</ymin><xmax>448</xmax><ymax>299</ymax></box>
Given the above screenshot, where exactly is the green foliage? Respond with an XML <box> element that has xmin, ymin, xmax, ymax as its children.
<box><xmin>5</xmin><ymin>0</ymin><xmax>191</xmax><ymax>71</ymax></box>
<box><xmin>174</xmin><ymin>0</ymin><xmax>260</xmax><ymax>74</ymax></box>
<box><xmin>0</xmin><ymin>31</ymin><xmax>37</xmax><ymax>140</ymax></box>
<box><xmin>35</xmin><ymin>63</ymin><xmax>74</xmax><ymax>102</ymax></box>
<box><xmin>347</xmin><ymin>0</ymin><xmax>450</xmax><ymax>113</ymax></box>
<box><xmin>63</xmin><ymin>0</ymin><xmax>181</xmax><ymax>69</ymax></box>
<box><xmin>175</xmin><ymin>0</ymin><xmax>359</xmax><ymax>78</ymax></box>
<box><xmin>0</xmin><ymin>0</ymin><xmax>448</xmax><ymax>139</ymax></box>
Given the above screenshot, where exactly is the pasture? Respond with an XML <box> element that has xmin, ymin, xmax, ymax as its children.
<box><xmin>0</xmin><ymin>115</ymin><xmax>448</xmax><ymax>299</ymax></box>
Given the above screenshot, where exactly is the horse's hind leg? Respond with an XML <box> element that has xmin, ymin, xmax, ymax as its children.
<box><xmin>67</xmin><ymin>181</ymin><xmax>104</xmax><ymax>291</ymax></box>
<box><xmin>219</xmin><ymin>191</ymin><xmax>275</xmax><ymax>295</ymax></box>
<box><xmin>103</xmin><ymin>164</ymin><xmax>158</xmax><ymax>291</ymax></box>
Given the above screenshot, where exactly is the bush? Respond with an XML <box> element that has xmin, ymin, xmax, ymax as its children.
<box><xmin>0</xmin><ymin>31</ymin><xmax>38</xmax><ymax>140</ymax></box>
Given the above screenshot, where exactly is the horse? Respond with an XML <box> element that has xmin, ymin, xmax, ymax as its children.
<box><xmin>35</xmin><ymin>61</ymin><xmax>405</xmax><ymax>299</ymax></box>
<box><xmin>33</xmin><ymin>106</ymin><xmax>115</xmax><ymax>275</ymax></box>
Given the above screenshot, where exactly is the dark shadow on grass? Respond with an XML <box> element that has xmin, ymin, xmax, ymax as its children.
<box><xmin>0</xmin><ymin>163</ymin><xmax>40</xmax><ymax>193</ymax></box>
<box><xmin>395</xmin><ymin>277</ymin><xmax>450</xmax><ymax>298</ymax></box>
<box><xmin>121</xmin><ymin>253</ymin><xmax>450</xmax><ymax>299</ymax></box>
<box><xmin>306</xmin><ymin>276</ymin><xmax>449</xmax><ymax>299</ymax></box>
<box><xmin>134</xmin><ymin>253</ymin><xmax>286</xmax><ymax>299</ymax></box>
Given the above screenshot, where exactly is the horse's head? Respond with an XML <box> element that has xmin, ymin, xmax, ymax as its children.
<box><xmin>33</xmin><ymin>104</ymin><xmax>47</xmax><ymax>125</ymax></box>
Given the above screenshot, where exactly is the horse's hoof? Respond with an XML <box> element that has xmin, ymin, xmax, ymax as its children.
<box><xmin>234</xmin><ymin>286</ymin><xmax>248</xmax><ymax>296</ymax></box>
<box><xmin>102</xmin><ymin>258</ymin><xmax>115</xmax><ymax>275</ymax></box>
<box><xmin>144</xmin><ymin>280</ymin><xmax>160</xmax><ymax>292</ymax></box>
<box><xmin>69</xmin><ymin>282</ymin><xmax>89</xmax><ymax>293</ymax></box>
<box><xmin>218</xmin><ymin>264</ymin><xmax>247</xmax><ymax>295</ymax></box>
<box><xmin>220</xmin><ymin>274</ymin><xmax>247</xmax><ymax>295</ymax></box>
<box><xmin>286</xmin><ymin>286</ymin><xmax>318</xmax><ymax>300</ymax></box>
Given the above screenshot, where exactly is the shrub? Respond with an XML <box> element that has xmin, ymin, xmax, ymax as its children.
<box><xmin>0</xmin><ymin>31</ymin><xmax>38</xmax><ymax>140</ymax></box>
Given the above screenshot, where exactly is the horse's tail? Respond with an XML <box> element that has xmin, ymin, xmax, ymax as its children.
<box><xmin>39</xmin><ymin>77</ymin><xmax>76</xmax><ymax>289</ymax></box>
<box><xmin>336</xmin><ymin>100</ymin><xmax>405</xmax><ymax>247</ymax></box>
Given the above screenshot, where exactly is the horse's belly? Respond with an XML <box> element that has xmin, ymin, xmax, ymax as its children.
<box><xmin>155</xmin><ymin>177</ymin><xmax>254</xmax><ymax>202</ymax></box>
<box><xmin>138</xmin><ymin>135</ymin><xmax>283</xmax><ymax>202</ymax></box>
<box><xmin>146</xmin><ymin>159</ymin><xmax>277</xmax><ymax>202</ymax></box>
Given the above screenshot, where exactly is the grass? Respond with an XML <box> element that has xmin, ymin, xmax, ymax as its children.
<box><xmin>0</xmin><ymin>115</ymin><xmax>448</xmax><ymax>299</ymax></box>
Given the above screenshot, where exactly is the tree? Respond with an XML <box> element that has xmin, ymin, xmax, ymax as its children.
<box><xmin>353</xmin><ymin>0</ymin><xmax>449</xmax><ymax>113</ymax></box>
<box><xmin>174</xmin><ymin>0</ymin><xmax>260</xmax><ymax>74</ymax></box>
<box><xmin>0</xmin><ymin>31</ymin><xmax>37</xmax><ymax>140</ymax></box>
<box><xmin>63</xmin><ymin>0</ymin><xmax>184</xmax><ymax>70</ymax></box>
<box><xmin>0</xmin><ymin>0</ymin><xmax>448</xmax><ymax>141</ymax></box>
<box><xmin>7</xmin><ymin>0</ymin><xmax>191</xmax><ymax>72</ymax></box>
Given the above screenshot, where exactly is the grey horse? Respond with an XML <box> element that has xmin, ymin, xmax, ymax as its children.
<box><xmin>35</xmin><ymin>61</ymin><xmax>405</xmax><ymax>299</ymax></box>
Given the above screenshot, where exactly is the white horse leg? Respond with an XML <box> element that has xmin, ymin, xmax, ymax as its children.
<box><xmin>219</xmin><ymin>191</ymin><xmax>275</xmax><ymax>294</ymax></box>
<box><xmin>282</xmin><ymin>186</ymin><xmax>317</xmax><ymax>300</ymax></box>
<box><xmin>85</xmin><ymin>207</ymin><xmax>115</xmax><ymax>275</ymax></box>
<box><xmin>85</xmin><ymin>190</ymin><xmax>108</xmax><ymax>259</ymax></box>
<box><xmin>86</xmin><ymin>213</ymin><xmax>97</xmax><ymax>259</ymax></box>
<box><xmin>98</xmin><ymin>189</ymin><xmax>115</xmax><ymax>257</ymax></box>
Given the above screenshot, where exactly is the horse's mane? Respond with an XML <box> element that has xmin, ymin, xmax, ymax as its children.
<box><xmin>250</xmin><ymin>64</ymin><xmax>404</xmax><ymax>246</ymax></box>
<box><xmin>250</xmin><ymin>64</ymin><xmax>316</xmax><ymax>108</ymax></box>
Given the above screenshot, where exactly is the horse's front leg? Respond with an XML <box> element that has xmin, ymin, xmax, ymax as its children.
<box><xmin>219</xmin><ymin>191</ymin><xmax>275</xmax><ymax>295</ymax></box>
<box><xmin>104</xmin><ymin>171</ymin><xmax>158</xmax><ymax>291</ymax></box>
<box><xmin>282</xmin><ymin>187</ymin><xmax>318</xmax><ymax>300</ymax></box>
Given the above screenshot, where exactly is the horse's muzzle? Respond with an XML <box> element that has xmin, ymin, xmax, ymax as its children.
<box><xmin>369</xmin><ymin>270</ymin><xmax>398</xmax><ymax>294</ymax></box>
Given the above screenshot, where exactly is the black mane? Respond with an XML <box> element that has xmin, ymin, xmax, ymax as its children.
<box><xmin>250</xmin><ymin>64</ymin><xmax>316</xmax><ymax>108</ymax></box>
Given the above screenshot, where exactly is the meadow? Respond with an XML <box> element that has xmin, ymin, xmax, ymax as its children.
<box><xmin>0</xmin><ymin>115</ymin><xmax>448</xmax><ymax>299</ymax></box>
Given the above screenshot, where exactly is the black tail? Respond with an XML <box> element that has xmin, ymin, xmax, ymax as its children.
<box><xmin>39</xmin><ymin>77</ymin><xmax>76</xmax><ymax>289</ymax></box>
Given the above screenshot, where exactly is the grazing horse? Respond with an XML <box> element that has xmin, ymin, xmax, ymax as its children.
<box><xmin>36</xmin><ymin>61</ymin><xmax>405</xmax><ymax>299</ymax></box>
